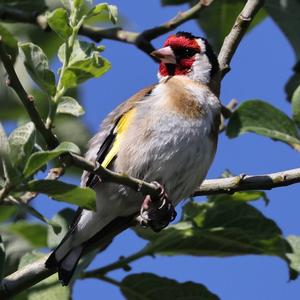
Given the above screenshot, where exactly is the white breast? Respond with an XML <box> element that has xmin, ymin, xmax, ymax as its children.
<box><xmin>116</xmin><ymin>79</ymin><xmax>220</xmax><ymax>205</ymax></box>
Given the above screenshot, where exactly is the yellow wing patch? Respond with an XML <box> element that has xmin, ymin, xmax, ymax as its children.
<box><xmin>101</xmin><ymin>108</ymin><xmax>136</xmax><ymax>168</ymax></box>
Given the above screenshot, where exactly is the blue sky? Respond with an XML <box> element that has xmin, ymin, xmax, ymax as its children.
<box><xmin>26</xmin><ymin>1</ymin><xmax>300</xmax><ymax>299</ymax></box>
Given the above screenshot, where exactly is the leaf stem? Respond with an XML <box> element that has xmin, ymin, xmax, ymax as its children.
<box><xmin>45</xmin><ymin>8</ymin><xmax>85</xmax><ymax>129</ymax></box>
<box><xmin>82</xmin><ymin>248</ymin><xmax>150</xmax><ymax>279</ymax></box>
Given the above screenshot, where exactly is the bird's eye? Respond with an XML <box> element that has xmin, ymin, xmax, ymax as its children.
<box><xmin>183</xmin><ymin>48</ymin><xmax>197</xmax><ymax>57</ymax></box>
<box><xmin>174</xmin><ymin>47</ymin><xmax>198</xmax><ymax>58</ymax></box>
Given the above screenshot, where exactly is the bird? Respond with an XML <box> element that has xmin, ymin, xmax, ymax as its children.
<box><xmin>45</xmin><ymin>31</ymin><xmax>221</xmax><ymax>285</ymax></box>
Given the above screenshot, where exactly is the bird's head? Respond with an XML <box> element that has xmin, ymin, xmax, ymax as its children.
<box><xmin>151</xmin><ymin>31</ymin><xmax>219</xmax><ymax>84</ymax></box>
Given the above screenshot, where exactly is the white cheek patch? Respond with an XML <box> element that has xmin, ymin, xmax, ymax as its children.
<box><xmin>196</xmin><ymin>38</ymin><xmax>206</xmax><ymax>53</ymax></box>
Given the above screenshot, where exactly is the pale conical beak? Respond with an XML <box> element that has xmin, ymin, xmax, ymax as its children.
<box><xmin>151</xmin><ymin>46</ymin><xmax>176</xmax><ymax>64</ymax></box>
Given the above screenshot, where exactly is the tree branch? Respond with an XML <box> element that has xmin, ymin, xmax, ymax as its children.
<box><xmin>218</xmin><ymin>0</ymin><xmax>265</xmax><ymax>76</ymax></box>
<box><xmin>194</xmin><ymin>167</ymin><xmax>300</xmax><ymax>196</ymax></box>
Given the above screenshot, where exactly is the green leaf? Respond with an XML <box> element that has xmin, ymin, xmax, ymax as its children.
<box><xmin>19</xmin><ymin>42</ymin><xmax>56</xmax><ymax>96</ymax></box>
<box><xmin>0</xmin><ymin>235</ymin><xmax>5</xmax><ymax>280</ymax></box>
<box><xmin>0</xmin><ymin>24</ymin><xmax>19</xmax><ymax>63</ymax></box>
<box><xmin>135</xmin><ymin>200</ymin><xmax>292</xmax><ymax>275</ymax></box>
<box><xmin>193</xmin><ymin>0</ymin><xmax>266</xmax><ymax>51</ymax></box>
<box><xmin>7</xmin><ymin>221</ymin><xmax>47</xmax><ymax>247</ymax></box>
<box><xmin>292</xmin><ymin>84</ymin><xmax>300</xmax><ymax>127</ymax></box>
<box><xmin>20</xmin><ymin>180</ymin><xmax>96</xmax><ymax>210</ymax></box>
<box><xmin>19</xmin><ymin>251</ymin><xmax>70</xmax><ymax>300</ymax></box>
<box><xmin>57</xmin><ymin>96</ymin><xmax>85</xmax><ymax>116</ymax></box>
<box><xmin>8</xmin><ymin>122</ymin><xmax>36</xmax><ymax>168</ymax></box>
<box><xmin>54</xmin><ymin>116</ymin><xmax>91</xmax><ymax>151</ymax></box>
<box><xmin>61</xmin><ymin>54</ymin><xmax>111</xmax><ymax>88</ymax></box>
<box><xmin>47</xmin><ymin>8</ymin><xmax>72</xmax><ymax>40</ymax></box>
<box><xmin>121</xmin><ymin>273</ymin><xmax>219</xmax><ymax>300</ymax></box>
<box><xmin>209</xmin><ymin>191</ymin><xmax>269</xmax><ymax>205</ymax></box>
<box><xmin>58</xmin><ymin>40</ymin><xmax>103</xmax><ymax>63</ymax></box>
<box><xmin>86</xmin><ymin>3</ymin><xmax>118</xmax><ymax>24</ymax></box>
<box><xmin>47</xmin><ymin>208</ymin><xmax>75</xmax><ymax>248</ymax></box>
<box><xmin>17</xmin><ymin>202</ymin><xmax>61</xmax><ymax>234</ymax></box>
<box><xmin>0</xmin><ymin>123</ymin><xmax>19</xmax><ymax>184</ymax></box>
<box><xmin>58</xmin><ymin>40</ymin><xmax>111</xmax><ymax>89</ymax></box>
<box><xmin>0</xmin><ymin>205</ymin><xmax>17</xmax><ymax>222</ymax></box>
<box><xmin>23</xmin><ymin>141</ymin><xmax>80</xmax><ymax>178</ymax></box>
<box><xmin>226</xmin><ymin>100</ymin><xmax>300</xmax><ymax>148</ymax></box>
<box><xmin>286</xmin><ymin>236</ymin><xmax>300</xmax><ymax>275</ymax></box>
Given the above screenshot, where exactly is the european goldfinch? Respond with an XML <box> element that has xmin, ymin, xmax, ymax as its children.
<box><xmin>46</xmin><ymin>31</ymin><xmax>221</xmax><ymax>285</ymax></box>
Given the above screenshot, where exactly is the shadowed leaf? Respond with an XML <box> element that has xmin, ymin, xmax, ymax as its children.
<box><xmin>121</xmin><ymin>273</ymin><xmax>219</xmax><ymax>300</ymax></box>
<box><xmin>20</xmin><ymin>180</ymin><xmax>96</xmax><ymax>210</ymax></box>
<box><xmin>7</xmin><ymin>221</ymin><xmax>47</xmax><ymax>247</ymax></box>
<box><xmin>18</xmin><ymin>251</ymin><xmax>70</xmax><ymax>300</ymax></box>
<box><xmin>226</xmin><ymin>100</ymin><xmax>300</xmax><ymax>148</ymax></box>
<box><xmin>23</xmin><ymin>141</ymin><xmax>80</xmax><ymax>178</ymax></box>
<box><xmin>47</xmin><ymin>208</ymin><xmax>76</xmax><ymax>248</ymax></box>
<box><xmin>135</xmin><ymin>200</ymin><xmax>296</xmax><ymax>278</ymax></box>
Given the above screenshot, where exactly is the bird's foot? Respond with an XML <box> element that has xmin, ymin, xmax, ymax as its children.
<box><xmin>139</xmin><ymin>181</ymin><xmax>177</xmax><ymax>232</ymax></box>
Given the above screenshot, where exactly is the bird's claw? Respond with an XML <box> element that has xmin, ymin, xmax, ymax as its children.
<box><xmin>139</xmin><ymin>181</ymin><xmax>177</xmax><ymax>232</ymax></box>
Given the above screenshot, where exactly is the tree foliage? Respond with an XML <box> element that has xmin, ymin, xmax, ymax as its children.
<box><xmin>0</xmin><ymin>0</ymin><xmax>300</xmax><ymax>299</ymax></box>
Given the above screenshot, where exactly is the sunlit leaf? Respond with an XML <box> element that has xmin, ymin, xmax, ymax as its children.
<box><xmin>292</xmin><ymin>84</ymin><xmax>300</xmax><ymax>127</ymax></box>
<box><xmin>57</xmin><ymin>96</ymin><xmax>85</xmax><ymax>117</ymax></box>
<box><xmin>286</xmin><ymin>236</ymin><xmax>300</xmax><ymax>275</ymax></box>
<box><xmin>58</xmin><ymin>40</ymin><xmax>111</xmax><ymax>89</ymax></box>
<box><xmin>121</xmin><ymin>273</ymin><xmax>219</xmax><ymax>300</ymax></box>
<box><xmin>61</xmin><ymin>54</ymin><xmax>111</xmax><ymax>88</ymax></box>
<box><xmin>47</xmin><ymin>8</ymin><xmax>72</xmax><ymax>40</ymax></box>
<box><xmin>209</xmin><ymin>191</ymin><xmax>269</xmax><ymax>205</ymax></box>
<box><xmin>86</xmin><ymin>3</ymin><xmax>118</xmax><ymax>24</ymax></box>
<box><xmin>20</xmin><ymin>180</ymin><xmax>96</xmax><ymax>210</ymax></box>
<box><xmin>0</xmin><ymin>123</ymin><xmax>19</xmax><ymax>184</ymax></box>
<box><xmin>19</xmin><ymin>42</ymin><xmax>56</xmax><ymax>96</ymax></box>
<box><xmin>226</xmin><ymin>100</ymin><xmax>300</xmax><ymax>148</ymax></box>
<box><xmin>8</xmin><ymin>122</ymin><xmax>36</xmax><ymax>168</ymax></box>
<box><xmin>23</xmin><ymin>141</ymin><xmax>80</xmax><ymax>178</ymax></box>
